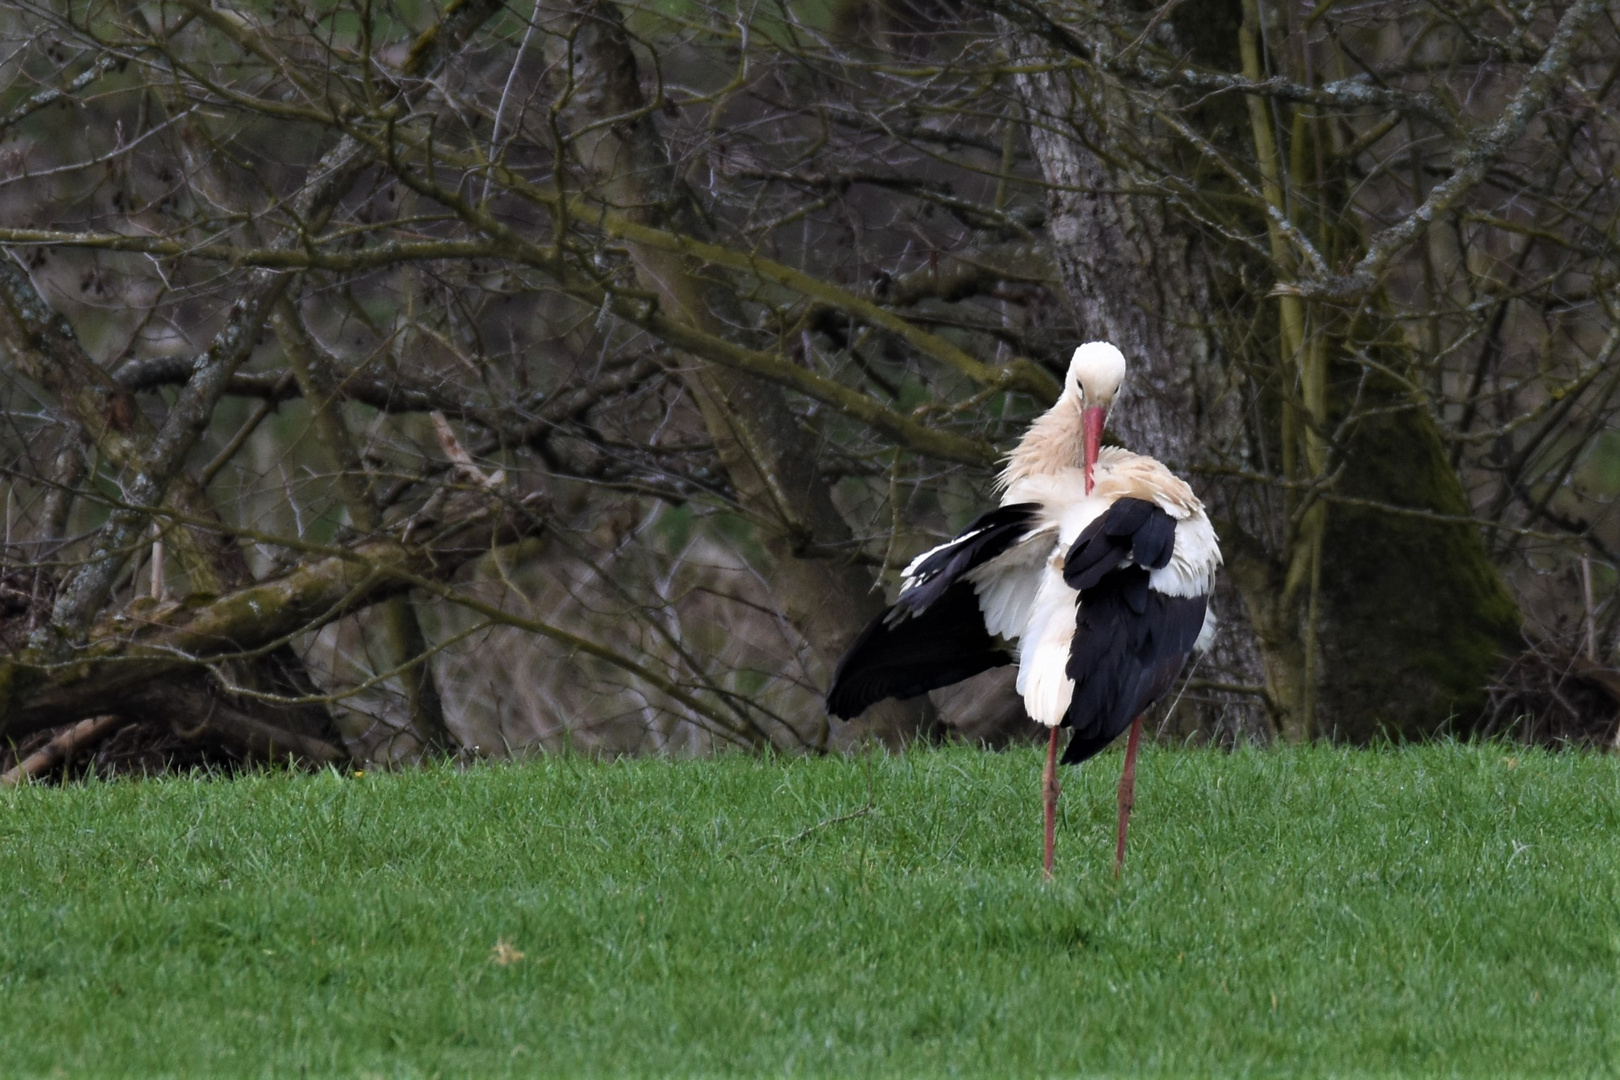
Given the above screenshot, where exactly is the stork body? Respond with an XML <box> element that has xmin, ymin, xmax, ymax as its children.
<box><xmin>826</xmin><ymin>342</ymin><xmax>1220</xmax><ymax>875</ymax></box>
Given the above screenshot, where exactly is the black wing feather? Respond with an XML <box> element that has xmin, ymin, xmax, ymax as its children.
<box><xmin>825</xmin><ymin>583</ymin><xmax>1011</xmax><ymax>719</ymax></box>
<box><xmin>891</xmin><ymin>503</ymin><xmax>1042</xmax><ymax>618</ymax></box>
<box><xmin>826</xmin><ymin>503</ymin><xmax>1041</xmax><ymax>719</ymax></box>
<box><xmin>1131</xmin><ymin>511</ymin><xmax>1177</xmax><ymax>571</ymax></box>
<box><xmin>1064</xmin><ymin>497</ymin><xmax>1148</xmax><ymax>591</ymax></box>
<box><xmin>1059</xmin><ymin>498</ymin><xmax>1207</xmax><ymax>766</ymax></box>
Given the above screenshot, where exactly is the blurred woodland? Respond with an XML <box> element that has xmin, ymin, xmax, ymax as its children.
<box><xmin>1</xmin><ymin>0</ymin><xmax>1619</xmax><ymax>775</ymax></box>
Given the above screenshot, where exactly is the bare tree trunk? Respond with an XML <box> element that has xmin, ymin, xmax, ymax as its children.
<box><xmin>273</xmin><ymin>302</ymin><xmax>451</xmax><ymax>761</ymax></box>
<box><xmin>1003</xmin><ymin>3</ymin><xmax>1520</xmax><ymax>742</ymax></box>
<box><xmin>1006</xmin><ymin>20</ymin><xmax>1276</xmax><ymax>745</ymax></box>
<box><xmin>557</xmin><ymin>0</ymin><xmax>934</xmax><ymax>749</ymax></box>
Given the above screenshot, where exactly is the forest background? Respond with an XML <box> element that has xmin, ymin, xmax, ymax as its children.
<box><xmin>1</xmin><ymin>0</ymin><xmax>1617</xmax><ymax>774</ymax></box>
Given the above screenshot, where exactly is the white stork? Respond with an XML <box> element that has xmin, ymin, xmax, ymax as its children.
<box><xmin>826</xmin><ymin>342</ymin><xmax>1221</xmax><ymax>876</ymax></box>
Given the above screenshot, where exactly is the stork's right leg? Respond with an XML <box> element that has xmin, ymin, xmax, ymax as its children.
<box><xmin>1042</xmin><ymin>726</ymin><xmax>1060</xmax><ymax>880</ymax></box>
<box><xmin>1113</xmin><ymin>715</ymin><xmax>1144</xmax><ymax>878</ymax></box>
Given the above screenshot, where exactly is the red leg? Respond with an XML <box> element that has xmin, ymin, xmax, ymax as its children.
<box><xmin>1042</xmin><ymin>725</ymin><xmax>1060</xmax><ymax>880</ymax></box>
<box><xmin>1114</xmin><ymin>715</ymin><xmax>1143</xmax><ymax>879</ymax></box>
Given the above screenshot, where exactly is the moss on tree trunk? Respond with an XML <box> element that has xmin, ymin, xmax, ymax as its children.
<box><xmin>1315</xmin><ymin>364</ymin><xmax>1520</xmax><ymax>740</ymax></box>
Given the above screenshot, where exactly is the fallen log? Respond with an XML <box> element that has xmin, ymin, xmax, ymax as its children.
<box><xmin>0</xmin><ymin>714</ymin><xmax>124</xmax><ymax>786</ymax></box>
<box><xmin>0</xmin><ymin>488</ymin><xmax>543</xmax><ymax>748</ymax></box>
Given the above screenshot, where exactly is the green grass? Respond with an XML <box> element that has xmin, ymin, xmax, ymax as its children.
<box><xmin>1</xmin><ymin>744</ymin><xmax>1617</xmax><ymax>1077</ymax></box>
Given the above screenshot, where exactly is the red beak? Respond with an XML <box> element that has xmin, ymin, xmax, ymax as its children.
<box><xmin>1082</xmin><ymin>405</ymin><xmax>1105</xmax><ymax>495</ymax></box>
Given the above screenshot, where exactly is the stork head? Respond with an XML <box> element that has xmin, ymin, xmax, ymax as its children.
<box><xmin>1066</xmin><ymin>341</ymin><xmax>1126</xmax><ymax>493</ymax></box>
<box><xmin>1066</xmin><ymin>341</ymin><xmax>1127</xmax><ymax>409</ymax></box>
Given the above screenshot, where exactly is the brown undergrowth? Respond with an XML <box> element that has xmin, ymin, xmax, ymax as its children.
<box><xmin>1480</xmin><ymin>633</ymin><xmax>1620</xmax><ymax>749</ymax></box>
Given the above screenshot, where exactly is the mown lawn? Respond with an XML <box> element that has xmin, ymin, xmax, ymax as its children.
<box><xmin>0</xmin><ymin>743</ymin><xmax>1616</xmax><ymax>1077</ymax></box>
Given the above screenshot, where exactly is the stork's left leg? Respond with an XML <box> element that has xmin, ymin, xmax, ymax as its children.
<box><xmin>1042</xmin><ymin>726</ymin><xmax>1060</xmax><ymax>880</ymax></box>
<box><xmin>1113</xmin><ymin>715</ymin><xmax>1144</xmax><ymax>878</ymax></box>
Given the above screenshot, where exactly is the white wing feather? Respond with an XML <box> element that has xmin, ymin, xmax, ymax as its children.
<box><xmin>966</xmin><ymin>523</ymin><xmax>1056</xmax><ymax>639</ymax></box>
